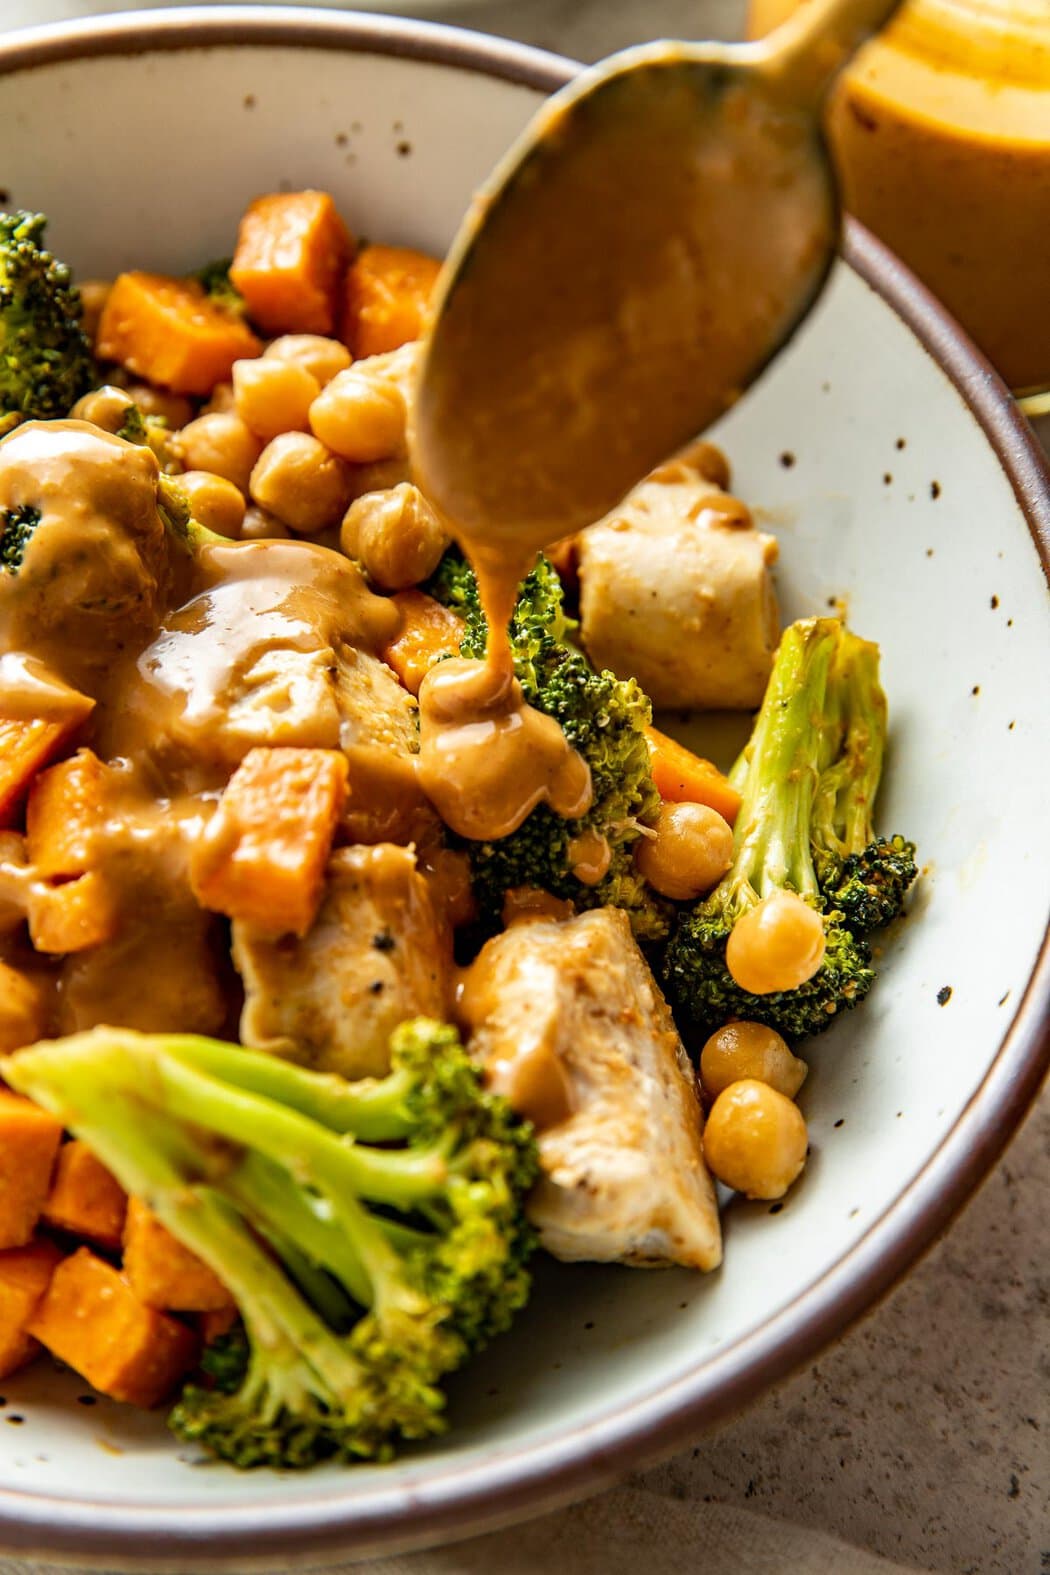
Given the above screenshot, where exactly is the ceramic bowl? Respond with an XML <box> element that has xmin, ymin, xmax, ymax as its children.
<box><xmin>0</xmin><ymin>7</ymin><xmax>1047</xmax><ymax>1568</ymax></box>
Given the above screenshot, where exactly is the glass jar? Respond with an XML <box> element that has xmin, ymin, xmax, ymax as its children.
<box><xmin>748</xmin><ymin>0</ymin><xmax>1050</xmax><ymax>404</ymax></box>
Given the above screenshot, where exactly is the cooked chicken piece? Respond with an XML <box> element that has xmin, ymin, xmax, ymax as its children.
<box><xmin>234</xmin><ymin>843</ymin><xmax>449</xmax><ymax>1080</ymax></box>
<box><xmin>460</xmin><ymin>907</ymin><xmax>722</xmax><ymax>1271</ymax></box>
<box><xmin>103</xmin><ymin>538</ymin><xmax>415</xmax><ymax>775</ymax></box>
<box><xmin>578</xmin><ymin>447</ymin><xmax>779</xmax><ymax>710</ymax></box>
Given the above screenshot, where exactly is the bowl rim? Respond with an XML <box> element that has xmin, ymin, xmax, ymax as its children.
<box><xmin>0</xmin><ymin>7</ymin><xmax>1047</xmax><ymax>1567</ymax></box>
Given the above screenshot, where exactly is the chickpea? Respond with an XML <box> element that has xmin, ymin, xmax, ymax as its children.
<box><xmin>703</xmin><ymin>1079</ymin><xmax>808</xmax><ymax>1200</ymax></box>
<box><xmin>346</xmin><ymin>456</ymin><xmax>412</xmax><ymax>501</ymax></box>
<box><xmin>239</xmin><ymin>504</ymin><xmax>291</xmax><ymax>541</ymax></box>
<box><xmin>233</xmin><ymin>357</ymin><xmax>320</xmax><ymax>442</ymax></box>
<box><xmin>178</xmin><ymin>470</ymin><xmax>246</xmax><ymax>539</ymax></box>
<box><xmin>264</xmin><ymin>334</ymin><xmax>352</xmax><ymax>388</ymax></box>
<box><xmin>634</xmin><ymin>802</ymin><xmax>733</xmax><ymax>901</ymax></box>
<box><xmin>726</xmin><ymin>889</ymin><xmax>826</xmax><ymax>995</ymax></box>
<box><xmin>340</xmin><ymin>482</ymin><xmax>448</xmax><ymax>590</ymax></box>
<box><xmin>78</xmin><ymin>279</ymin><xmax>112</xmax><ymax>344</ymax></box>
<box><xmin>71</xmin><ymin>384</ymin><xmax>139</xmax><ymax>434</ymax></box>
<box><xmin>122</xmin><ymin>381</ymin><xmax>194</xmax><ymax>430</ymax></box>
<box><xmin>173</xmin><ymin>412</ymin><xmax>262</xmax><ymax>495</ymax></box>
<box><xmin>699</xmin><ymin>1021</ymin><xmax>807</xmax><ymax>1101</ymax></box>
<box><xmin>204</xmin><ymin>381</ymin><xmax>236</xmax><ymax>414</ymax></box>
<box><xmin>249</xmin><ymin>432</ymin><xmax>353</xmax><ymax>535</ymax></box>
<box><xmin>309</xmin><ymin>368</ymin><xmax>406</xmax><ymax>463</ymax></box>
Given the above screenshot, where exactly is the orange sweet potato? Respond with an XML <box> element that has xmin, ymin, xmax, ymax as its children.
<box><xmin>231</xmin><ymin>191</ymin><xmax>354</xmax><ymax>337</ymax></box>
<box><xmin>0</xmin><ymin>1239</ymin><xmax>63</xmax><ymax>1380</ymax></box>
<box><xmin>190</xmin><ymin>747</ymin><xmax>349</xmax><ymax>937</ymax></box>
<box><xmin>26</xmin><ymin>749</ymin><xmax>109</xmax><ymax>879</ymax></box>
<box><xmin>0</xmin><ymin>961</ymin><xmax>50</xmax><ymax>1054</ymax></box>
<box><xmin>97</xmin><ymin>271</ymin><xmax>262</xmax><ymax>396</ymax></box>
<box><xmin>342</xmin><ymin>244</ymin><xmax>442</xmax><ymax>358</ymax></box>
<box><xmin>124</xmin><ymin>1199</ymin><xmax>234</xmax><ymax>1314</ymax></box>
<box><xmin>28</xmin><ymin>1248</ymin><xmax>199</xmax><ymax>1408</ymax></box>
<box><xmin>27</xmin><ymin>870</ymin><xmax>119</xmax><ymax>955</ymax></box>
<box><xmin>379</xmin><ymin>590</ymin><xmax>464</xmax><ymax>697</ymax></box>
<box><xmin>42</xmin><ymin>1141</ymin><xmax>127</xmax><ymax>1250</ymax></box>
<box><xmin>0</xmin><ymin>707</ymin><xmax>93</xmax><ymax>830</ymax></box>
<box><xmin>0</xmin><ymin>1092</ymin><xmax>63</xmax><ymax>1250</ymax></box>
<box><xmin>645</xmin><ymin>725</ymin><xmax>742</xmax><ymax>826</ymax></box>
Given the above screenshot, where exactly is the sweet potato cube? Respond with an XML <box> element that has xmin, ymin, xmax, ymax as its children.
<box><xmin>123</xmin><ymin>1199</ymin><xmax>234</xmax><ymax>1313</ymax></box>
<box><xmin>0</xmin><ymin>710</ymin><xmax>92</xmax><ymax>829</ymax></box>
<box><xmin>97</xmin><ymin>271</ymin><xmax>262</xmax><ymax>396</ymax></box>
<box><xmin>0</xmin><ymin>1239</ymin><xmax>62</xmax><ymax>1380</ymax></box>
<box><xmin>42</xmin><ymin>1142</ymin><xmax>127</xmax><ymax>1250</ymax></box>
<box><xmin>342</xmin><ymin>244</ymin><xmax>442</xmax><ymax>358</ymax></box>
<box><xmin>27</xmin><ymin>870</ymin><xmax>119</xmax><ymax>955</ymax></box>
<box><xmin>645</xmin><ymin>725</ymin><xmax>742</xmax><ymax>826</ymax></box>
<box><xmin>198</xmin><ymin>1305</ymin><xmax>239</xmax><ymax>1345</ymax></box>
<box><xmin>231</xmin><ymin>191</ymin><xmax>354</xmax><ymax>337</ymax></box>
<box><xmin>26</xmin><ymin>749</ymin><xmax>109</xmax><ymax>879</ymax></box>
<box><xmin>379</xmin><ymin>590</ymin><xmax>464</xmax><ymax>696</ymax></box>
<box><xmin>28</xmin><ymin>1248</ymin><xmax>199</xmax><ymax>1408</ymax></box>
<box><xmin>0</xmin><ymin>962</ymin><xmax>50</xmax><ymax>1053</ymax></box>
<box><xmin>0</xmin><ymin>1092</ymin><xmax>63</xmax><ymax>1249</ymax></box>
<box><xmin>190</xmin><ymin>747</ymin><xmax>348</xmax><ymax>937</ymax></box>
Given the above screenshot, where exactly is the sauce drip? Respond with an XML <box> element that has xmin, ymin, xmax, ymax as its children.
<box><xmin>415</xmin><ymin>541</ymin><xmax>593</xmax><ymax>842</ymax></box>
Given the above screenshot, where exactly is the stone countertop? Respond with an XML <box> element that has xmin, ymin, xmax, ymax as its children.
<box><xmin>1</xmin><ymin>3</ymin><xmax>1048</xmax><ymax>1571</ymax></box>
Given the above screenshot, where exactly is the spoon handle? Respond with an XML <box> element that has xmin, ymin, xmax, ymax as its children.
<box><xmin>757</xmin><ymin>0</ymin><xmax>904</xmax><ymax>108</ymax></box>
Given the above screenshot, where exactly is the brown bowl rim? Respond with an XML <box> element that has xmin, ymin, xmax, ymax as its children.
<box><xmin>0</xmin><ymin>7</ymin><xmax>1046</xmax><ymax>1568</ymax></box>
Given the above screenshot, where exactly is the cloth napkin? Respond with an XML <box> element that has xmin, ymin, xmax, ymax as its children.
<box><xmin>0</xmin><ymin>1488</ymin><xmax>938</xmax><ymax>1574</ymax></box>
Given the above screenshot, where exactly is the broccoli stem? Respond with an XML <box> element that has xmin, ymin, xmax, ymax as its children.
<box><xmin>150</xmin><ymin>1053</ymin><xmax>451</xmax><ymax>1213</ymax></box>
<box><xmin>814</xmin><ymin>632</ymin><xmax>887</xmax><ymax>857</ymax></box>
<box><xmin>731</xmin><ymin>619</ymin><xmax>840</xmax><ymax>904</ymax></box>
<box><xmin>160</xmin><ymin>1034</ymin><xmax>417</xmax><ymax>1142</ymax></box>
<box><xmin>227</xmin><ymin>1150</ymin><xmax>373</xmax><ymax>1310</ymax></box>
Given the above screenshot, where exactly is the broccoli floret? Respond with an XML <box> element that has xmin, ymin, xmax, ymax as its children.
<box><xmin>115</xmin><ymin>401</ymin><xmax>148</xmax><ymax>444</ymax></box>
<box><xmin>3</xmin><ymin>1018</ymin><xmax>538</xmax><ymax>1470</ymax></box>
<box><xmin>426</xmin><ymin>548</ymin><xmax>666</xmax><ymax>940</ymax></box>
<box><xmin>662</xmin><ymin>619</ymin><xmax>878</xmax><ymax>1041</ymax></box>
<box><xmin>0</xmin><ymin>503</ymin><xmax>41</xmax><ymax>573</ymax></box>
<box><xmin>195</xmin><ymin>257</ymin><xmax>248</xmax><ymax>318</ymax></box>
<box><xmin>0</xmin><ymin>212</ymin><xmax>94</xmax><ymax>432</ymax></box>
<box><xmin>811</xmin><ymin>631</ymin><xmax>917</xmax><ymax>932</ymax></box>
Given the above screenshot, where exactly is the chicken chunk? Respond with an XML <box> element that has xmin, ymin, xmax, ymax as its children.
<box><xmin>460</xmin><ymin>907</ymin><xmax>722</xmax><ymax>1271</ymax></box>
<box><xmin>578</xmin><ymin>447</ymin><xmax>779</xmax><ymax>710</ymax></box>
<box><xmin>102</xmin><ymin>539</ymin><xmax>415</xmax><ymax>776</ymax></box>
<box><xmin>233</xmin><ymin>843</ymin><xmax>449</xmax><ymax>1080</ymax></box>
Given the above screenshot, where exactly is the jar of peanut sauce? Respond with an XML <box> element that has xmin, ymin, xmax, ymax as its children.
<box><xmin>748</xmin><ymin>0</ymin><xmax>1050</xmax><ymax>404</ymax></box>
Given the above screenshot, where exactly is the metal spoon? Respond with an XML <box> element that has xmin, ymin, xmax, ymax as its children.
<box><xmin>411</xmin><ymin>0</ymin><xmax>901</xmax><ymax>547</ymax></box>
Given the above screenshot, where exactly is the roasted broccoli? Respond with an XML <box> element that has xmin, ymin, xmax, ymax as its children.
<box><xmin>0</xmin><ymin>211</ymin><xmax>94</xmax><ymax>432</ymax></box>
<box><xmin>195</xmin><ymin>257</ymin><xmax>248</xmax><ymax>318</ymax></box>
<box><xmin>662</xmin><ymin>618</ymin><xmax>903</xmax><ymax>1041</ymax></box>
<box><xmin>811</xmin><ymin>631</ymin><xmax>917</xmax><ymax>932</ymax></box>
<box><xmin>0</xmin><ymin>503</ymin><xmax>41</xmax><ymax>573</ymax></box>
<box><xmin>426</xmin><ymin>548</ymin><xmax>666</xmax><ymax>939</ymax></box>
<box><xmin>3</xmin><ymin>1018</ymin><xmax>538</xmax><ymax>1470</ymax></box>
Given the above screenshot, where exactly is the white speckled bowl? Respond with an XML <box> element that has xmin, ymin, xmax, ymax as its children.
<box><xmin>0</xmin><ymin>8</ymin><xmax>1047</xmax><ymax>1568</ymax></box>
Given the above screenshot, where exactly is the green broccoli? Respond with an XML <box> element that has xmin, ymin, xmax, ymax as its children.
<box><xmin>3</xmin><ymin>1018</ymin><xmax>538</xmax><ymax>1470</ymax></box>
<box><xmin>811</xmin><ymin>631</ymin><xmax>917</xmax><ymax>932</ymax></box>
<box><xmin>195</xmin><ymin>257</ymin><xmax>248</xmax><ymax>318</ymax></box>
<box><xmin>662</xmin><ymin>618</ymin><xmax>886</xmax><ymax>1042</ymax></box>
<box><xmin>0</xmin><ymin>503</ymin><xmax>41</xmax><ymax>572</ymax></box>
<box><xmin>0</xmin><ymin>211</ymin><xmax>94</xmax><ymax>432</ymax></box>
<box><xmin>426</xmin><ymin>548</ymin><xmax>666</xmax><ymax>940</ymax></box>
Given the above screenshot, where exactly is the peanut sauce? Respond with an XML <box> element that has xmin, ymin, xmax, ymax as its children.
<box><xmin>415</xmin><ymin>538</ymin><xmax>593</xmax><ymax>842</ymax></box>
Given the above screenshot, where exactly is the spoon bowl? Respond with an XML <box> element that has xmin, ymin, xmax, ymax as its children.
<box><xmin>413</xmin><ymin>0</ymin><xmax>902</xmax><ymax>542</ymax></box>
